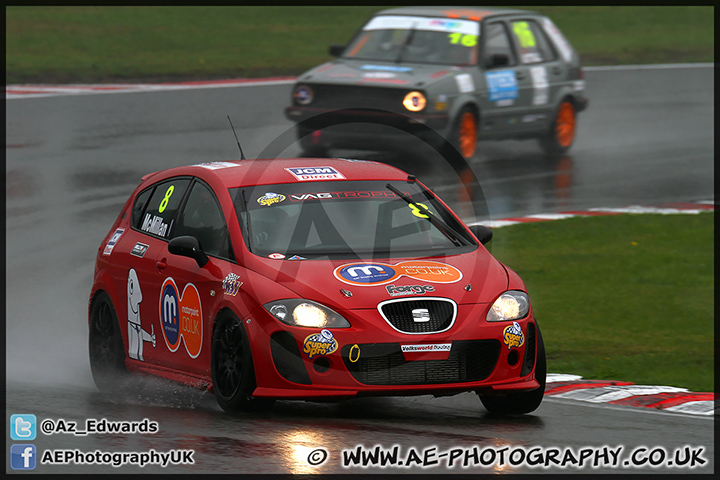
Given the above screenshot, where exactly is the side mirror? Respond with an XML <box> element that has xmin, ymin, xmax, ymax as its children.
<box><xmin>328</xmin><ymin>44</ymin><xmax>345</xmax><ymax>57</ymax></box>
<box><xmin>487</xmin><ymin>53</ymin><xmax>510</xmax><ymax>68</ymax></box>
<box><xmin>168</xmin><ymin>235</ymin><xmax>209</xmax><ymax>268</ymax></box>
<box><xmin>469</xmin><ymin>224</ymin><xmax>493</xmax><ymax>245</ymax></box>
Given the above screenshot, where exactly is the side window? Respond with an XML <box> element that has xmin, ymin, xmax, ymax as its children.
<box><xmin>173</xmin><ymin>181</ymin><xmax>232</xmax><ymax>260</ymax></box>
<box><xmin>511</xmin><ymin>20</ymin><xmax>556</xmax><ymax>64</ymax></box>
<box><xmin>136</xmin><ymin>178</ymin><xmax>191</xmax><ymax>239</ymax></box>
<box><xmin>483</xmin><ymin>22</ymin><xmax>516</xmax><ymax>67</ymax></box>
<box><xmin>131</xmin><ymin>187</ymin><xmax>153</xmax><ymax>229</ymax></box>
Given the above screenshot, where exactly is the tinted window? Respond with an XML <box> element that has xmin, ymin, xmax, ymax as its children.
<box><xmin>484</xmin><ymin>22</ymin><xmax>516</xmax><ymax>67</ymax></box>
<box><xmin>511</xmin><ymin>20</ymin><xmax>556</xmax><ymax>64</ymax></box>
<box><xmin>230</xmin><ymin>180</ymin><xmax>477</xmax><ymax>260</ymax></box>
<box><xmin>136</xmin><ymin>178</ymin><xmax>191</xmax><ymax>239</ymax></box>
<box><xmin>173</xmin><ymin>181</ymin><xmax>231</xmax><ymax>259</ymax></box>
<box><xmin>131</xmin><ymin>187</ymin><xmax>153</xmax><ymax>229</ymax></box>
<box><xmin>343</xmin><ymin>15</ymin><xmax>479</xmax><ymax>66</ymax></box>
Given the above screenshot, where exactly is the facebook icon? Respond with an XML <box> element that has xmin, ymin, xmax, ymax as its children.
<box><xmin>11</xmin><ymin>444</ymin><xmax>37</xmax><ymax>470</ymax></box>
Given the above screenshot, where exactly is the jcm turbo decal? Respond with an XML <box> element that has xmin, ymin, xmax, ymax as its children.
<box><xmin>257</xmin><ymin>192</ymin><xmax>286</xmax><ymax>206</ymax></box>
<box><xmin>303</xmin><ymin>329</ymin><xmax>338</xmax><ymax>359</ymax></box>
<box><xmin>159</xmin><ymin>277</ymin><xmax>203</xmax><ymax>358</ymax></box>
<box><xmin>334</xmin><ymin>261</ymin><xmax>462</xmax><ymax>286</ymax></box>
<box><xmin>386</xmin><ymin>284</ymin><xmax>435</xmax><ymax>296</ymax></box>
<box><xmin>285</xmin><ymin>167</ymin><xmax>346</xmax><ymax>181</ymax></box>
<box><xmin>222</xmin><ymin>273</ymin><xmax>243</xmax><ymax>296</ymax></box>
<box><xmin>503</xmin><ymin>321</ymin><xmax>525</xmax><ymax>350</ymax></box>
<box><xmin>103</xmin><ymin>228</ymin><xmax>124</xmax><ymax>255</ymax></box>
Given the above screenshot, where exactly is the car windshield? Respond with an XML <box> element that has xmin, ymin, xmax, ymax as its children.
<box><xmin>342</xmin><ymin>15</ymin><xmax>479</xmax><ymax>66</ymax></box>
<box><xmin>231</xmin><ymin>180</ymin><xmax>477</xmax><ymax>260</ymax></box>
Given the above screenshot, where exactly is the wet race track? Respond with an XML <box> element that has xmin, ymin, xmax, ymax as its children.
<box><xmin>4</xmin><ymin>65</ymin><xmax>715</xmax><ymax>474</ymax></box>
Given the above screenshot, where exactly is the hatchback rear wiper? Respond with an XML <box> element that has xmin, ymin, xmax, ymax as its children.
<box><xmin>385</xmin><ymin>183</ymin><xmax>465</xmax><ymax>247</ymax></box>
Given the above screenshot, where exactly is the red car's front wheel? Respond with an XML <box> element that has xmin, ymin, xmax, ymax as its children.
<box><xmin>478</xmin><ymin>324</ymin><xmax>546</xmax><ymax>415</ymax></box>
<box><xmin>211</xmin><ymin>310</ymin><xmax>273</xmax><ymax>411</ymax></box>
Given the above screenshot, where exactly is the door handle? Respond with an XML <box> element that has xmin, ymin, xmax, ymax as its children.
<box><xmin>156</xmin><ymin>259</ymin><xmax>167</xmax><ymax>270</ymax></box>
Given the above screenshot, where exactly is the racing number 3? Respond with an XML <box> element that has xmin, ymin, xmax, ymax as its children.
<box><xmin>158</xmin><ymin>185</ymin><xmax>175</xmax><ymax>213</ymax></box>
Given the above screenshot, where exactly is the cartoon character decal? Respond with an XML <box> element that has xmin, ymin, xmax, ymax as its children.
<box><xmin>127</xmin><ymin>268</ymin><xmax>156</xmax><ymax>361</ymax></box>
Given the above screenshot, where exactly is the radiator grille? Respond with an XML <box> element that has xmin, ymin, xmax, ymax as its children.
<box><xmin>341</xmin><ymin>340</ymin><xmax>500</xmax><ymax>386</ymax></box>
<box><xmin>378</xmin><ymin>298</ymin><xmax>456</xmax><ymax>334</ymax></box>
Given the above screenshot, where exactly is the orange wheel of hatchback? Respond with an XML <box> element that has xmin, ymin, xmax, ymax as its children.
<box><xmin>458</xmin><ymin>111</ymin><xmax>478</xmax><ymax>159</ymax></box>
<box><xmin>447</xmin><ymin>107</ymin><xmax>478</xmax><ymax>163</ymax></box>
<box><xmin>539</xmin><ymin>100</ymin><xmax>576</xmax><ymax>154</ymax></box>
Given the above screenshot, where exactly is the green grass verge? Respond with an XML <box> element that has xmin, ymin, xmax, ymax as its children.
<box><xmin>6</xmin><ymin>6</ymin><xmax>714</xmax><ymax>84</ymax></box>
<box><xmin>489</xmin><ymin>212</ymin><xmax>714</xmax><ymax>393</ymax></box>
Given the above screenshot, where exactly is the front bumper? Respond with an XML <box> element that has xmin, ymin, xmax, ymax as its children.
<box><xmin>245</xmin><ymin>303</ymin><xmax>540</xmax><ymax>400</ymax></box>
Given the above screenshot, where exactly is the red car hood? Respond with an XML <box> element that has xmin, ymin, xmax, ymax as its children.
<box><xmin>244</xmin><ymin>250</ymin><xmax>508</xmax><ymax>311</ymax></box>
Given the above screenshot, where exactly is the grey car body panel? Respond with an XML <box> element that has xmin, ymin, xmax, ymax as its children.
<box><xmin>285</xmin><ymin>6</ymin><xmax>587</xmax><ymax>152</ymax></box>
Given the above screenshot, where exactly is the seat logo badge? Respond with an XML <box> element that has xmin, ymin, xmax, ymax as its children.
<box><xmin>412</xmin><ymin>308</ymin><xmax>431</xmax><ymax>323</ymax></box>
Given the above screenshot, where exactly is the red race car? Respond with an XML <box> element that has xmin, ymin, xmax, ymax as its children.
<box><xmin>89</xmin><ymin>157</ymin><xmax>545</xmax><ymax>415</ymax></box>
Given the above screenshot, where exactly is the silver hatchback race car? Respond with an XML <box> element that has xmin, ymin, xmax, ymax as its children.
<box><xmin>285</xmin><ymin>7</ymin><xmax>588</xmax><ymax>161</ymax></box>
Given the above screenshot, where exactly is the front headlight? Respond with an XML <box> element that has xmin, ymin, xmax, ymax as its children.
<box><xmin>264</xmin><ymin>299</ymin><xmax>350</xmax><ymax>328</ymax></box>
<box><xmin>403</xmin><ymin>91</ymin><xmax>426</xmax><ymax>112</ymax></box>
<box><xmin>486</xmin><ymin>291</ymin><xmax>530</xmax><ymax>322</ymax></box>
<box><xmin>293</xmin><ymin>85</ymin><xmax>314</xmax><ymax>105</ymax></box>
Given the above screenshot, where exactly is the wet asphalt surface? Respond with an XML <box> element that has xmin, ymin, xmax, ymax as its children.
<box><xmin>4</xmin><ymin>65</ymin><xmax>714</xmax><ymax>474</ymax></box>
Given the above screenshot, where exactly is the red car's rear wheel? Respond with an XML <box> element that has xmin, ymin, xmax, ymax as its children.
<box><xmin>88</xmin><ymin>292</ymin><xmax>129</xmax><ymax>392</ymax></box>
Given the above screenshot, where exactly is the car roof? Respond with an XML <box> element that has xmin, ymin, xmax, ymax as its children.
<box><xmin>375</xmin><ymin>6</ymin><xmax>538</xmax><ymax>21</ymax></box>
<box><xmin>144</xmin><ymin>157</ymin><xmax>412</xmax><ymax>189</ymax></box>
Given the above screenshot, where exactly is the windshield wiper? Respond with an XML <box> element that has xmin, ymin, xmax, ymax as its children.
<box><xmin>394</xmin><ymin>23</ymin><xmax>417</xmax><ymax>64</ymax></box>
<box><xmin>385</xmin><ymin>183</ymin><xmax>466</xmax><ymax>247</ymax></box>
